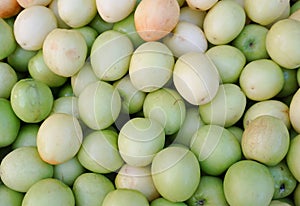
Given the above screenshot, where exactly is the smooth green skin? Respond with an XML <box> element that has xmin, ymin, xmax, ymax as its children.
<box><xmin>199</xmin><ymin>83</ymin><xmax>247</xmax><ymax>127</ymax></box>
<box><xmin>223</xmin><ymin>160</ymin><xmax>275</xmax><ymax>206</ymax></box>
<box><xmin>0</xmin><ymin>184</ymin><xmax>24</xmax><ymax>206</ymax></box>
<box><xmin>28</xmin><ymin>50</ymin><xmax>67</xmax><ymax>88</ymax></box>
<box><xmin>0</xmin><ymin>62</ymin><xmax>17</xmax><ymax>99</ymax></box>
<box><xmin>151</xmin><ymin>146</ymin><xmax>200</xmax><ymax>202</ymax></box>
<box><xmin>239</xmin><ymin>59</ymin><xmax>284</xmax><ymax>101</ymax></box>
<box><xmin>297</xmin><ymin>68</ymin><xmax>300</xmax><ymax>86</ymax></box>
<box><xmin>291</xmin><ymin>1</ymin><xmax>300</xmax><ymax>14</ymax></box>
<box><xmin>118</xmin><ymin>117</ymin><xmax>165</xmax><ymax>167</ymax></box>
<box><xmin>102</xmin><ymin>189</ymin><xmax>149</xmax><ymax>206</ymax></box>
<box><xmin>89</xmin><ymin>13</ymin><xmax>114</xmax><ymax>34</ymax></box>
<box><xmin>143</xmin><ymin>88</ymin><xmax>186</xmax><ymax>135</ymax></box>
<box><xmin>268</xmin><ymin>161</ymin><xmax>297</xmax><ymax>199</ymax></box>
<box><xmin>12</xmin><ymin>124</ymin><xmax>39</xmax><ymax>149</ymax></box>
<box><xmin>51</xmin><ymin>96</ymin><xmax>79</xmax><ymax>119</ymax></box>
<box><xmin>53</xmin><ymin>157</ymin><xmax>85</xmax><ymax>186</ymax></box>
<box><xmin>151</xmin><ymin>197</ymin><xmax>187</xmax><ymax>206</ymax></box>
<box><xmin>7</xmin><ymin>45</ymin><xmax>37</xmax><ymax>73</ymax></box>
<box><xmin>0</xmin><ymin>18</ymin><xmax>17</xmax><ymax>60</ymax></box>
<box><xmin>171</xmin><ymin>107</ymin><xmax>205</xmax><ymax>147</ymax></box>
<box><xmin>78</xmin><ymin>80</ymin><xmax>121</xmax><ymax>130</ymax></box>
<box><xmin>286</xmin><ymin>135</ymin><xmax>300</xmax><ymax>182</ymax></box>
<box><xmin>227</xmin><ymin>126</ymin><xmax>243</xmax><ymax>144</ymax></box>
<box><xmin>73</xmin><ymin>172</ymin><xmax>115</xmax><ymax>206</ymax></box>
<box><xmin>269</xmin><ymin>200</ymin><xmax>294</xmax><ymax>206</ymax></box>
<box><xmin>73</xmin><ymin>26</ymin><xmax>98</xmax><ymax>54</ymax></box>
<box><xmin>22</xmin><ymin>178</ymin><xmax>75</xmax><ymax>206</ymax></box>
<box><xmin>294</xmin><ymin>183</ymin><xmax>300</xmax><ymax>206</ymax></box>
<box><xmin>77</xmin><ymin>129</ymin><xmax>124</xmax><ymax>173</ymax></box>
<box><xmin>57</xmin><ymin>83</ymin><xmax>74</xmax><ymax>97</ymax></box>
<box><xmin>187</xmin><ymin>176</ymin><xmax>228</xmax><ymax>206</ymax></box>
<box><xmin>0</xmin><ymin>98</ymin><xmax>20</xmax><ymax>147</ymax></box>
<box><xmin>206</xmin><ymin>45</ymin><xmax>246</xmax><ymax>84</ymax></box>
<box><xmin>113</xmin><ymin>13</ymin><xmax>145</xmax><ymax>48</ymax></box>
<box><xmin>113</xmin><ymin>74</ymin><xmax>146</xmax><ymax>114</ymax></box>
<box><xmin>90</xmin><ymin>30</ymin><xmax>133</xmax><ymax>81</ymax></box>
<box><xmin>232</xmin><ymin>24</ymin><xmax>269</xmax><ymax>62</ymax></box>
<box><xmin>276</xmin><ymin>68</ymin><xmax>299</xmax><ymax>98</ymax></box>
<box><xmin>0</xmin><ymin>147</ymin><xmax>53</xmax><ymax>193</ymax></box>
<box><xmin>190</xmin><ymin>124</ymin><xmax>242</xmax><ymax>176</ymax></box>
<box><xmin>10</xmin><ymin>78</ymin><xmax>54</xmax><ymax>123</ymax></box>
<box><xmin>242</xmin><ymin>115</ymin><xmax>290</xmax><ymax>166</ymax></box>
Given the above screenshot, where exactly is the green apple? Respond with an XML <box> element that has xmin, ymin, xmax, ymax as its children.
<box><xmin>73</xmin><ymin>172</ymin><xmax>115</xmax><ymax>206</ymax></box>
<box><xmin>22</xmin><ymin>178</ymin><xmax>75</xmax><ymax>206</ymax></box>
<box><xmin>0</xmin><ymin>18</ymin><xmax>17</xmax><ymax>60</ymax></box>
<box><xmin>297</xmin><ymin>68</ymin><xmax>300</xmax><ymax>86</ymax></box>
<box><xmin>0</xmin><ymin>62</ymin><xmax>17</xmax><ymax>99</ymax></box>
<box><xmin>266</xmin><ymin>18</ymin><xmax>300</xmax><ymax>69</ymax></box>
<box><xmin>90</xmin><ymin>30</ymin><xmax>134</xmax><ymax>81</ymax></box>
<box><xmin>143</xmin><ymin>88</ymin><xmax>186</xmax><ymax>135</ymax></box>
<box><xmin>186</xmin><ymin>0</ymin><xmax>218</xmax><ymax>11</ymax></box>
<box><xmin>199</xmin><ymin>83</ymin><xmax>247</xmax><ymax>127</ymax></box>
<box><xmin>162</xmin><ymin>21</ymin><xmax>208</xmax><ymax>58</ymax></box>
<box><xmin>171</xmin><ymin>107</ymin><xmax>205</xmax><ymax>147</ymax></box>
<box><xmin>286</xmin><ymin>135</ymin><xmax>300</xmax><ymax>182</ymax></box>
<box><xmin>51</xmin><ymin>96</ymin><xmax>79</xmax><ymax>118</ymax></box>
<box><xmin>173</xmin><ymin>52</ymin><xmax>220</xmax><ymax>105</ymax></box>
<box><xmin>289</xmin><ymin>88</ymin><xmax>300</xmax><ymax>133</ymax></box>
<box><xmin>227</xmin><ymin>126</ymin><xmax>243</xmax><ymax>144</ymax></box>
<box><xmin>294</xmin><ymin>183</ymin><xmax>300</xmax><ymax>206</ymax></box>
<box><xmin>0</xmin><ymin>146</ymin><xmax>53</xmax><ymax>192</ymax></box>
<box><xmin>113</xmin><ymin>74</ymin><xmax>146</xmax><ymax>114</ymax></box>
<box><xmin>118</xmin><ymin>117</ymin><xmax>165</xmax><ymax>167</ymax></box>
<box><xmin>0</xmin><ymin>98</ymin><xmax>20</xmax><ymax>147</ymax></box>
<box><xmin>48</xmin><ymin>0</ymin><xmax>71</xmax><ymax>29</ymax></box>
<box><xmin>88</xmin><ymin>13</ymin><xmax>114</xmax><ymax>34</ymax></box>
<box><xmin>268</xmin><ymin>161</ymin><xmax>297</xmax><ymax>199</ymax></box>
<box><xmin>151</xmin><ymin>197</ymin><xmax>187</xmax><ymax>206</ymax></box>
<box><xmin>241</xmin><ymin>115</ymin><xmax>290</xmax><ymax>166</ymax></box>
<box><xmin>53</xmin><ymin>157</ymin><xmax>85</xmax><ymax>186</ymax></box>
<box><xmin>243</xmin><ymin>100</ymin><xmax>290</xmax><ymax>129</ymax></box>
<box><xmin>232</xmin><ymin>24</ymin><xmax>269</xmax><ymax>62</ymax></box>
<box><xmin>7</xmin><ymin>45</ymin><xmax>37</xmax><ymax>73</ymax></box>
<box><xmin>77</xmin><ymin>129</ymin><xmax>124</xmax><ymax>173</ymax></box>
<box><xmin>12</xmin><ymin>124</ymin><xmax>39</xmax><ymax>149</ymax></box>
<box><xmin>0</xmin><ymin>184</ymin><xmax>24</xmax><ymax>206</ymax></box>
<box><xmin>113</xmin><ymin>12</ymin><xmax>145</xmax><ymax>48</ymax></box>
<box><xmin>57</xmin><ymin>83</ymin><xmax>74</xmax><ymax>98</ymax></box>
<box><xmin>28</xmin><ymin>50</ymin><xmax>68</xmax><ymax>88</ymax></box>
<box><xmin>276</xmin><ymin>68</ymin><xmax>299</xmax><ymax>98</ymax></box>
<box><xmin>223</xmin><ymin>160</ymin><xmax>275</xmax><ymax>206</ymax></box>
<box><xmin>190</xmin><ymin>124</ymin><xmax>242</xmax><ymax>176</ymax></box>
<box><xmin>37</xmin><ymin>113</ymin><xmax>83</xmax><ymax>165</ymax></box>
<box><xmin>206</xmin><ymin>45</ymin><xmax>246</xmax><ymax>83</ymax></box>
<box><xmin>203</xmin><ymin>0</ymin><xmax>246</xmax><ymax>45</ymax></box>
<box><xmin>244</xmin><ymin>0</ymin><xmax>290</xmax><ymax>25</ymax></box>
<box><xmin>269</xmin><ymin>199</ymin><xmax>294</xmax><ymax>206</ymax></box>
<box><xmin>151</xmin><ymin>146</ymin><xmax>200</xmax><ymax>202</ymax></box>
<box><xmin>102</xmin><ymin>188</ymin><xmax>149</xmax><ymax>206</ymax></box>
<box><xmin>187</xmin><ymin>175</ymin><xmax>228</xmax><ymax>206</ymax></box>
<box><xmin>179</xmin><ymin>6</ymin><xmax>206</xmax><ymax>28</ymax></box>
<box><xmin>77</xmin><ymin>80</ymin><xmax>121</xmax><ymax>130</ymax></box>
<box><xmin>72</xmin><ymin>26</ymin><xmax>98</xmax><ymax>54</ymax></box>
<box><xmin>239</xmin><ymin>59</ymin><xmax>284</xmax><ymax>101</ymax></box>
<box><xmin>129</xmin><ymin>41</ymin><xmax>174</xmax><ymax>92</ymax></box>
<box><xmin>10</xmin><ymin>78</ymin><xmax>54</xmax><ymax>123</ymax></box>
<box><xmin>115</xmin><ymin>164</ymin><xmax>160</xmax><ymax>201</ymax></box>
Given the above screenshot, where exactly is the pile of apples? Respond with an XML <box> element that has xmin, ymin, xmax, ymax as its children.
<box><xmin>0</xmin><ymin>0</ymin><xmax>300</xmax><ymax>205</ymax></box>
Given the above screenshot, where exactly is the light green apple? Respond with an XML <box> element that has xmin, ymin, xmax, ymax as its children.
<box><xmin>73</xmin><ymin>172</ymin><xmax>115</xmax><ymax>206</ymax></box>
<box><xmin>232</xmin><ymin>24</ymin><xmax>269</xmax><ymax>62</ymax></box>
<box><xmin>102</xmin><ymin>189</ymin><xmax>149</xmax><ymax>206</ymax></box>
<box><xmin>289</xmin><ymin>88</ymin><xmax>300</xmax><ymax>133</ymax></box>
<box><xmin>276</xmin><ymin>68</ymin><xmax>299</xmax><ymax>98</ymax></box>
<box><xmin>286</xmin><ymin>135</ymin><xmax>300</xmax><ymax>182</ymax></box>
<box><xmin>206</xmin><ymin>45</ymin><xmax>246</xmax><ymax>83</ymax></box>
<box><xmin>203</xmin><ymin>0</ymin><xmax>246</xmax><ymax>45</ymax></box>
<box><xmin>239</xmin><ymin>59</ymin><xmax>284</xmax><ymax>101</ymax></box>
<box><xmin>294</xmin><ymin>183</ymin><xmax>300</xmax><ymax>206</ymax></box>
<box><xmin>291</xmin><ymin>1</ymin><xmax>300</xmax><ymax>14</ymax></box>
<box><xmin>12</xmin><ymin>124</ymin><xmax>39</xmax><ymax>149</ymax></box>
<box><xmin>0</xmin><ymin>184</ymin><xmax>24</xmax><ymax>206</ymax></box>
<box><xmin>268</xmin><ymin>161</ymin><xmax>297</xmax><ymax>199</ymax></box>
<box><xmin>266</xmin><ymin>18</ymin><xmax>300</xmax><ymax>69</ymax></box>
<box><xmin>190</xmin><ymin>124</ymin><xmax>242</xmax><ymax>176</ymax></box>
<box><xmin>223</xmin><ymin>160</ymin><xmax>275</xmax><ymax>206</ymax></box>
<box><xmin>0</xmin><ymin>62</ymin><xmax>17</xmax><ymax>99</ymax></box>
<box><xmin>151</xmin><ymin>197</ymin><xmax>187</xmax><ymax>206</ymax></box>
<box><xmin>297</xmin><ymin>68</ymin><xmax>300</xmax><ymax>86</ymax></box>
<box><xmin>187</xmin><ymin>175</ymin><xmax>228</xmax><ymax>206</ymax></box>
<box><xmin>0</xmin><ymin>18</ymin><xmax>17</xmax><ymax>60</ymax></box>
<box><xmin>242</xmin><ymin>115</ymin><xmax>290</xmax><ymax>166</ymax></box>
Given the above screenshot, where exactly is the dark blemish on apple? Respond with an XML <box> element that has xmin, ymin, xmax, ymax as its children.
<box><xmin>197</xmin><ymin>199</ymin><xmax>205</xmax><ymax>205</ymax></box>
<box><xmin>279</xmin><ymin>183</ymin><xmax>285</xmax><ymax>193</ymax></box>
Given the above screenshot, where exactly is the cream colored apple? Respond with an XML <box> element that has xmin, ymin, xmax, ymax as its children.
<box><xmin>266</xmin><ymin>19</ymin><xmax>300</xmax><ymax>69</ymax></box>
<box><xmin>244</xmin><ymin>0</ymin><xmax>290</xmax><ymax>25</ymax></box>
<box><xmin>289</xmin><ymin>88</ymin><xmax>300</xmax><ymax>133</ymax></box>
<box><xmin>186</xmin><ymin>0</ymin><xmax>218</xmax><ymax>11</ymax></box>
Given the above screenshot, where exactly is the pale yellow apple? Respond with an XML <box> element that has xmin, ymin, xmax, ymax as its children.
<box><xmin>186</xmin><ymin>0</ymin><xmax>218</xmax><ymax>11</ymax></box>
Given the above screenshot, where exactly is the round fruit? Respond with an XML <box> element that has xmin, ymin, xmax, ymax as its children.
<box><xmin>102</xmin><ymin>189</ymin><xmax>149</xmax><ymax>206</ymax></box>
<box><xmin>286</xmin><ymin>135</ymin><xmax>300</xmax><ymax>182</ymax></box>
<box><xmin>289</xmin><ymin>88</ymin><xmax>300</xmax><ymax>133</ymax></box>
<box><xmin>0</xmin><ymin>62</ymin><xmax>17</xmax><ymax>99</ymax></box>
